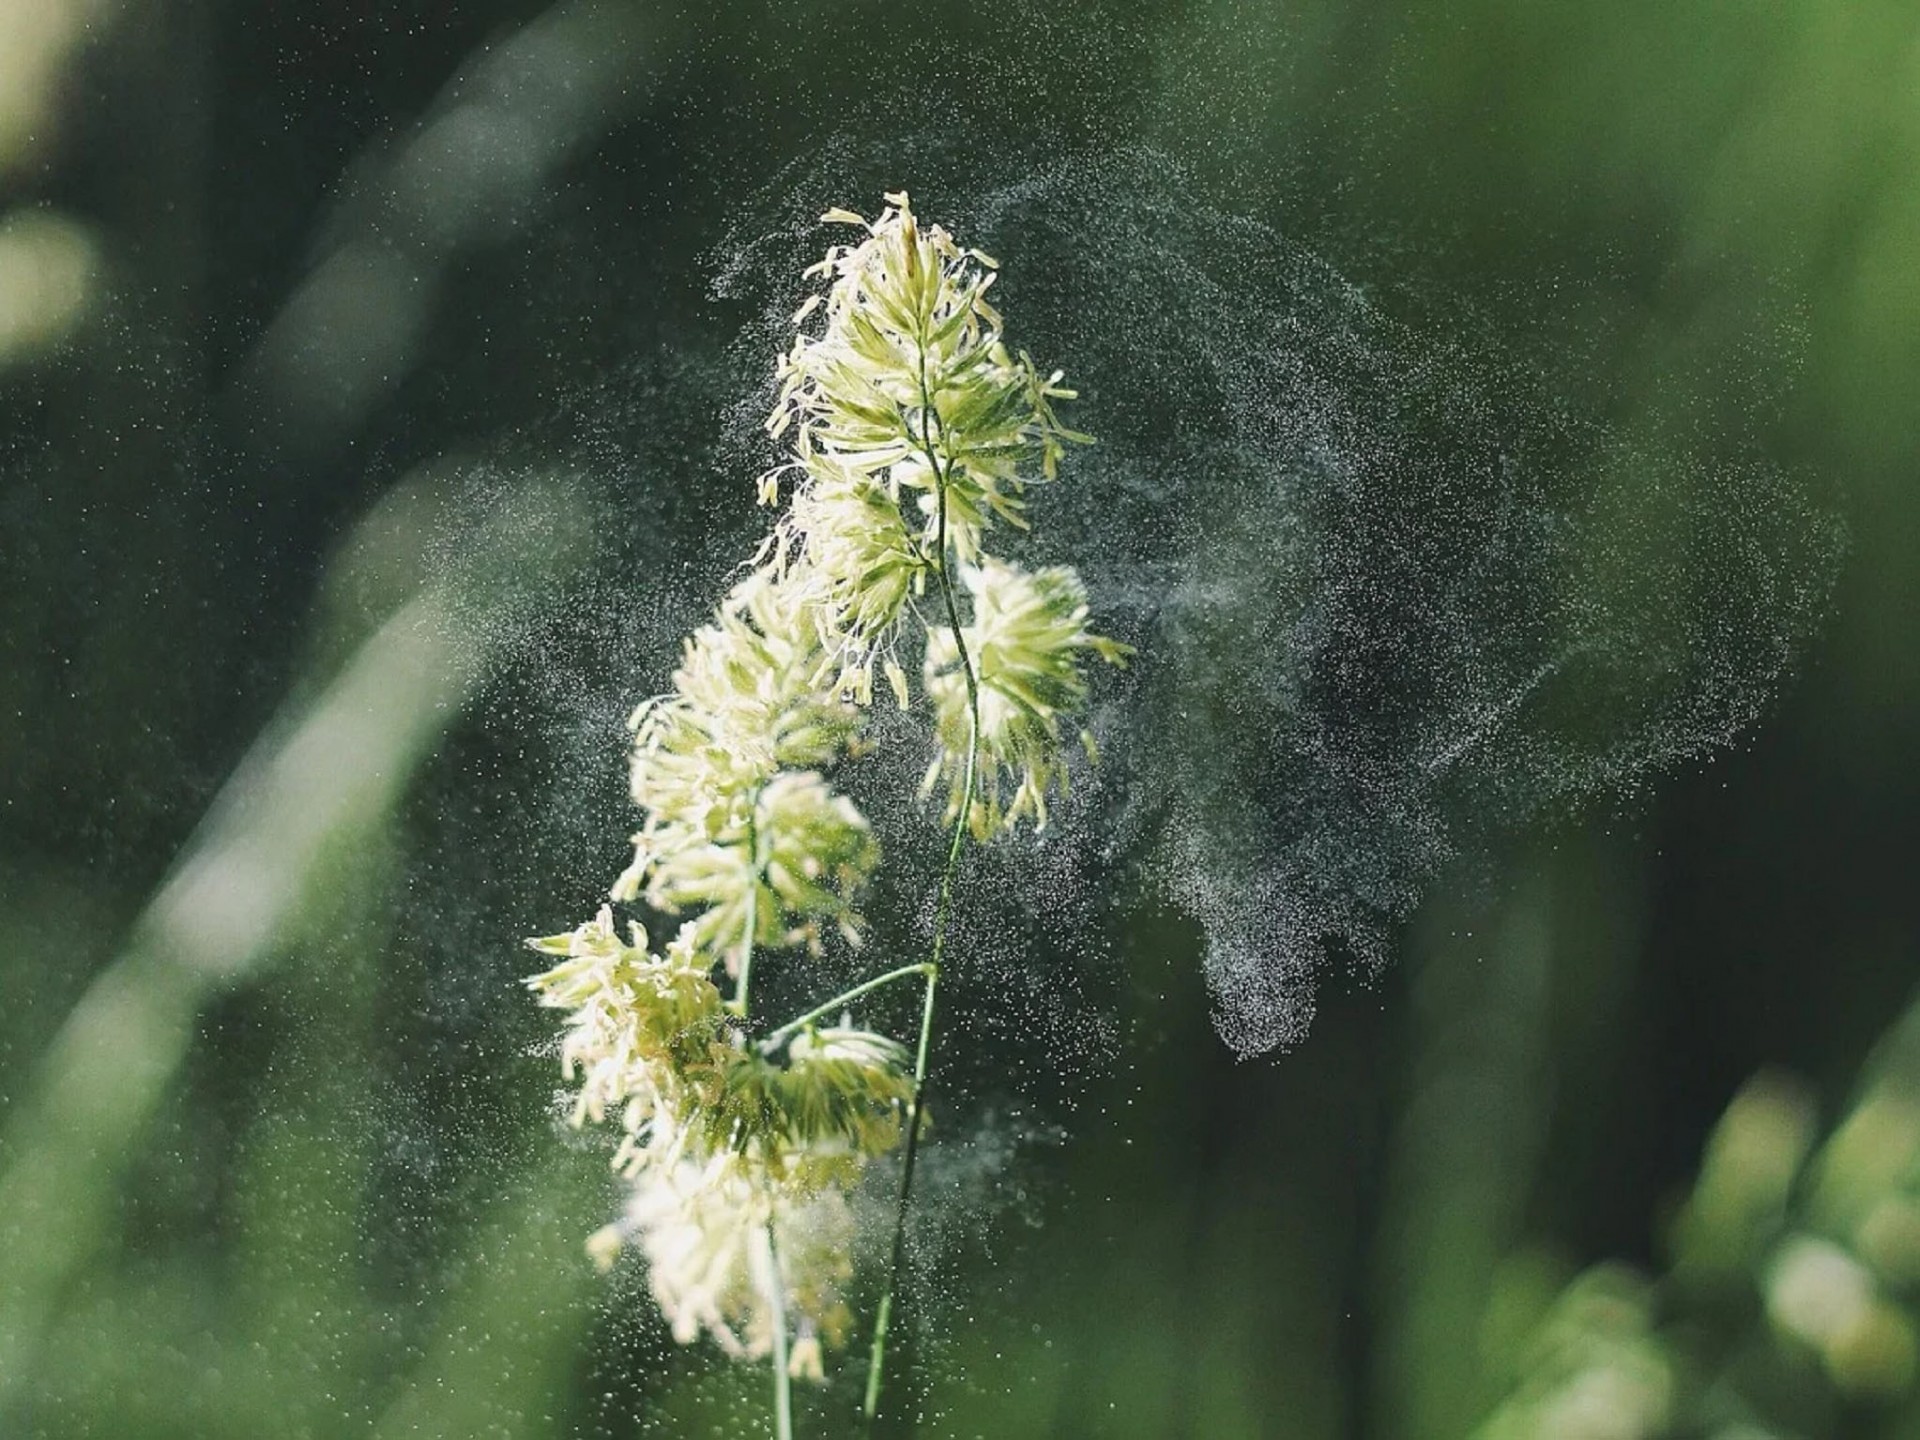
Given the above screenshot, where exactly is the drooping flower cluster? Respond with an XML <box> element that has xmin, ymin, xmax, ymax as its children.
<box><xmin>528</xmin><ymin>193</ymin><xmax>1124</xmax><ymax>1389</ymax></box>
<box><xmin>530</xmin><ymin>571</ymin><xmax>903</xmax><ymax>1369</ymax></box>
<box><xmin>527</xmin><ymin>914</ymin><xmax>908</xmax><ymax>1366</ymax></box>
<box><xmin>526</xmin><ymin>907</ymin><xmax>725</xmax><ymax>1143</ymax></box>
<box><xmin>622</xmin><ymin>1157</ymin><xmax>857</xmax><ymax>1376</ymax></box>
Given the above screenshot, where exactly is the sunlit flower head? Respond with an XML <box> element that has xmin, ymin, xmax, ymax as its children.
<box><xmin>765</xmin><ymin>193</ymin><xmax>1088</xmax><ymax>700</ymax></box>
<box><xmin>924</xmin><ymin>558</ymin><xmax>1130</xmax><ymax>838</ymax></box>
<box><xmin>623</xmin><ymin>1156</ymin><xmax>856</xmax><ymax>1375</ymax></box>
<box><xmin>528</xmin><ymin>193</ymin><xmax>1120</xmax><ymax>1414</ymax></box>
<box><xmin>524</xmin><ymin>907</ymin><xmax>726</xmax><ymax>1129</ymax></box>
<box><xmin>776</xmin><ymin>443</ymin><xmax>926</xmax><ymax>695</ymax></box>
<box><xmin>704</xmin><ymin>1024</ymin><xmax>913</xmax><ymax>1160</ymax></box>
<box><xmin>621</xmin><ymin>768</ymin><xmax>877</xmax><ymax>973</ymax></box>
<box><xmin>612</xmin><ymin>567</ymin><xmax>878</xmax><ymax>968</ymax></box>
<box><xmin>624</xmin><ymin>568</ymin><xmax>858</xmax><ymax>827</ymax></box>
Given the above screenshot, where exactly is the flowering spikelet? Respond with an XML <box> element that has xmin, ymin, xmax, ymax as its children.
<box><xmin>924</xmin><ymin>559</ymin><xmax>1131</xmax><ymax>837</ymax></box>
<box><xmin>708</xmin><ymin>1026</ymin><xmax>915</xmax><ymax>1160</ymax></box>
<box><xmin>622</xmin><ymin>1156</ymin><xmax>856</xmax><ymax>1368</ymax></box>
<box><xmin>525</xmin><ymin>908</ymin><xmax>726</xmax><ymax>1129</ymax></box>
<box><xmin>528</xmin><ymin>921</ymin><xmax>906</xmax><ymax>1365</ymax></box>
<box><xmin>626</xmin><ymin>569</ymin><xmax>854</xmax><ymax>806</ymax></box>
<box><xmin>766</xmin><ymin>193</ymin><xmax>1088</xmax><ymax>698</ymax></box>
<box><xmin>528</xmin><ymin>564</ymin><xmax>907</xmax><ymax>1376</ymax></box>
<box><xmin>614</xmin><ymin>568</ymin><xmax>875</xmax><ymax>967</ymax></box>
<box><xmin>533</xmin><ymin>556</ymin><xmax>906</xmax><ymax>1376</ymax></box>
<box><xmin>777</xmin><ymin>444</ymin><xmax>925</xmax><ymax>692</ymax></box>
<box><xmin>634</xmin><ymin>769</ymin><xmax>877</xmax><ymax>965</ymax></box>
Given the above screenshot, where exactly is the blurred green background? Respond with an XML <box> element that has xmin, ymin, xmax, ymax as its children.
<box><xmin>3</xmin><ymin>1</ymin><xmax>1919</xmax><ymax>1437</ymax></box>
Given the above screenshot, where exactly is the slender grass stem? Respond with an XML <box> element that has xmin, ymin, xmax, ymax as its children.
<box><xmin>862</xmin><ymin>339</ymin><xmax>984</xmax><ymax>1422</ymax></box>
<box><xmin>761</xmin><ymin>964</ymin><xmax>936</xmax><ymax>1053</ymax></box>
<box><xmin>758</xmin><ymin>1225</ymin><xmax>794</xmax><ymax>1440</ymax></box>
<box><xmin>860</xmin><ymin>929</ymin><xmax>951</xmax><ymax>1420</ymax></box>
<box><xmin>728</xmin><ymin>803</ymin><xmax>762</xmax><ymax>1018</ymax></box>
<box><xmin>730</xmin><ymin>814</ymin><xmax>792</xmax><ymax>1438</ymax></box>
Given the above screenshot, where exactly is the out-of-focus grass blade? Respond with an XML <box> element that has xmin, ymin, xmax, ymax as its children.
<box><xmin>0</xmin><ymin>474</ymin><xmax>590</xmax><ymax>1412</ymax></box>
<box><xmin>369</xmin><ymin>1179</ymin><xmax>602</xmax><ymax>1440</ymax></box>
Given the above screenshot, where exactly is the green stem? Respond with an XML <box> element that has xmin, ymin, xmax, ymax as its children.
<box><xmin>726</xmin><ymin>798</ymin><xmax>788</xmax><ymax>1440</ymax></box>
<box><xmin>728</xmin><ymin>801</ymin><xmax>763</xmax><ymax>1018</ymax></box>
<box><xmin>759</xmin><ymin>1225</ymin><xmax>794</xmax><ymax>1440</ymax></box>
<box><xmin>860</xmin><ymin>934</ymin><xmax>950</xmax><ymax>1420</ymax></box>
<box><xmin>729</xmin><ymin>811</ymin><xmax>786</xmax><ymax>1440</ymax></box>
<box><xmin>863</xmin><ymin>351</ymin><xmax>983</xmax><ymax>1421</ymax></box>
<box><xmin>761</xmin><ymin>964</ymin><xmax>936</xmax><ymax>1053</ymax></box>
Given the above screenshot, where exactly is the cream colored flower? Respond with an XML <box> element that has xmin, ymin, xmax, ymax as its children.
<box><xmin>625</xmin><ymin>1155</ymin><xmax>855</xmax><ymax>1370</ymax></box>
<box><xmin>613</xmin><ymin>567</ymin><xmax>878</xmax><ymax>966</ymax></box>
<box><xmin>623</xmin><ymin>568</ymin><xmax>857</xmax><ymax>832</ymax></box>
<box><xmin>777</xmin><ymin>442</ymin><xmax>926</xmax><ymax>693</ymax></box>
<box><xmin>525</xmin><ymin>907</ymin><xmax>726</xmax><ymax>1130</ymax></box>
<box><xmin>924</xmin><ymin>558</ymin><xmax>1129</xmax><ymax>837</ymax></box>
<box><xmin>529</xmin><ymin>194</ymin><xmax>1116</xmax><ymax>1404</ymax></box>
<box><xmin>766</xmin><ymin>193</ymin><xmax>1087</xmax><ymax>698</ymax></box>
<box><xmin>622</xmin><ymin>769</ymin><xmax>877</xmax><ymax>970</ymax></box>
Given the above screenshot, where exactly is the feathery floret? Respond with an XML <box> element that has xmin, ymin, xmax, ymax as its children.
<box><xmin>525</xmin><ymin>908</ymin><xmax>726</xmax><ymax>1129</ymax></box>
<box><xmin>622</xmin><ymin>1157</ymin><xmax>856</xmax><ymax>1372</ymax></box>
<box><xmin>766</xmin><ymin>193</ymin><xmax>1088</xmax><ymax>699</ymax></box>
<box><xmin>614</xmin><ymin>569</ymin><xmax>875</xmax><ymax>966</ymax></box>
<box><xmin>529</xmin><ymin>194</ymin><xmax>1119</xmax><ymax>1398</ymax></box>
<box><xmin>924</xmin><ymin>559</ymin><xmax>1130</xmax><ymax>838</ymax></box>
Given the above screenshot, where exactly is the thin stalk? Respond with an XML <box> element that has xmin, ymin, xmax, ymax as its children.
<box><xmin>728</xmin><ymin>803</ymin><xmax>762</xmax><ymax>1018</ymax></box>
<box><xmin>863</xmin><ymin>342</ymin><xmax>984</xmax><ymax>1420</ymax></box>
<box><xmin>761</xmin><ymin>964</ymin><xmax>935</xmax><ymax>1053</ymax></box>
<box><xmin>758</xmin><ymin>1225</ymin><xmax>794</xmax><ymax>1440</ymax></box>
<box><xmin>860</xmin><ymin>916</ymin><xmax>953</xmax><ymax>1419</ymax></box>
<box><xmin>729</xmin><ymin>809</ymin><xmax>787</xmax><ymax>1439</ymax></box>
<box><xmin>861</xmin><ymin>716</ymin><xmax>971</xmax><ymax>1421</ymax></box>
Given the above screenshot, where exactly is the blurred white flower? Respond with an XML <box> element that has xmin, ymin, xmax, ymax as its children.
<box><xmin>626</xmin><ymin>1156</ymin><xmax>855</xmax><ymax>1370</ymax></box>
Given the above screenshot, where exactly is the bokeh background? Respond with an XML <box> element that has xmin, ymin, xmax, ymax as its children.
<box><xmin>4</xmin><ymin>2</ymin><xmax>1919</xmax><ymax>1437</ymax></box>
